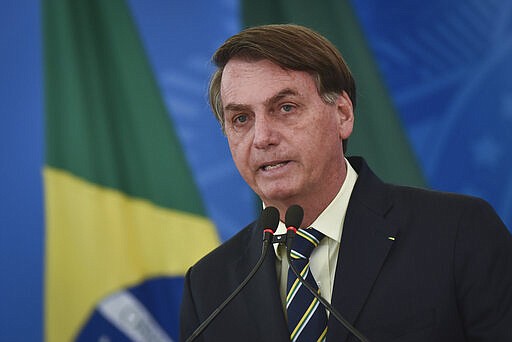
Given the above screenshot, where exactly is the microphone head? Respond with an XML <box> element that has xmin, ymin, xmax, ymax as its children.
<box><xmin>285</xmin><ymin>204</ymin><xmax>304</xmax><ymax>229</ymax></box>
<box><xmin>259</xmin><ymin>206</ymin><xmax>280</xmax><ymax>232</ymax></box>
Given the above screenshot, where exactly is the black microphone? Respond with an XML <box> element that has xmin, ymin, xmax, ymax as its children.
<box><xmin>284</xmin><ymin>205</ymin><xmax>370</xmax><ymax>342</ymax></box>
<box><xmin>185</xmin><ymin>206</ymin><xmax>280</xmax><ymax>342</ymax></box>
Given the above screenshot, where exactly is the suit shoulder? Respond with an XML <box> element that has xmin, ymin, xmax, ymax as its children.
<box><xmin>349</xmin><ymin>156</ymin><xmax>497</xmax><ymax>220</ymax></box>
<box><xmin>389</xmin><ymin>183</ymin><xmax>494</xmax><ymax>212</ymax></box>
<box><xmin>386</xmin><ymin>184</ymin><xmax>510</xmax><ymax>238</ymax></box>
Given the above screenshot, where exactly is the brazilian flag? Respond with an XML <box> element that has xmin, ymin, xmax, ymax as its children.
<box><xmin>43</xmin><ymin>1</ymin><xmax>219</xmax><ymax>341</ymax></box>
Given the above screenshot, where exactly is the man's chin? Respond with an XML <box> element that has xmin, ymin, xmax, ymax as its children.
<box><xmin>258</xmin><ymin>187</ymin><xmax>300</xmax><ymax>207</ymax></box>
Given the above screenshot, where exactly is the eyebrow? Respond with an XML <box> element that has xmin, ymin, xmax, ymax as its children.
<box><xmin>224</xmin><ymin>103</ymin><xmax>251</xmax><ymax>113</ymax></box>
<box><xmin>264</xmin><ymin>88</ymin><xmax>300</xmax><ymax>107</ymax></box>
<box><xmin>224</xmin><ymin>88</ymin><xmax>300</xmax><ymax>113</ymax></box>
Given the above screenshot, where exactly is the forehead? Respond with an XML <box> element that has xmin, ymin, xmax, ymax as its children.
<box><xmin>220</xmin><ymin>59</ymin><xmax>317</xmax><ymax>106</ymax></box>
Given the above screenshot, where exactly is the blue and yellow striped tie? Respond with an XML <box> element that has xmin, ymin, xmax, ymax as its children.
<box><xmin>286</xmin><ymin>228</ymin><xmax>327</xmax><ymax>342</ymax></box>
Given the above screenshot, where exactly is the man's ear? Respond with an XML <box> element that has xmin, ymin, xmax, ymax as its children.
<box><xmin>336</xmin><ymin>91</ymin><xmax>354</xmax><ymax>140</ymax></box>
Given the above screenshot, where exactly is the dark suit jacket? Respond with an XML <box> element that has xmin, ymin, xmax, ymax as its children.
<box><xmin>180</xmin><ymin>157</ymin><xmax>512</xmax><ymax>341</ymax></box>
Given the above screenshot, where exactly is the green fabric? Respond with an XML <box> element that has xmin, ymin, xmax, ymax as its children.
<box><xmin>243</xmin><ymin>0</ymin><xmax>426</xmax><ymax>187</ymax></box>
<box><xmin>44</xmin><ymin>0</ymin><xmax>205</xmax><ymax>214</ymax></box>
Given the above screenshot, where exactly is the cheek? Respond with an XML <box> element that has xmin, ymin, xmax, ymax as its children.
<box><xmin>303</xmin><ymin>117</ymin><xmax>337</xmax><ymax>146</ymax></box>
<box><xmin>228</xmin><ymin>138</ymin><xmax>250</xmax><ymax>172</ymax></box>
<box><xmin>303</xmin><ymin>119</ymin><xmax>342</xmax><ymax>164</ymax></box>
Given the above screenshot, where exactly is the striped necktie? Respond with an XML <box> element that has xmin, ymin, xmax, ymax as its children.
<box><xmin>286</xmin><ymin>228</ymin><xmax>327</xmax><ymax>342</ymax></box>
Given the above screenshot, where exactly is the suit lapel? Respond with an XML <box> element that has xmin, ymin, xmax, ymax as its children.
<box><xmin>328</xmin><ymin>157</ymin><xmax>399</xmax><ymax>342</ymax></box>
<box><xmin>233</xmin><ymin>222</ymin><xmax>289</xmax><ymax>341</ymax></box>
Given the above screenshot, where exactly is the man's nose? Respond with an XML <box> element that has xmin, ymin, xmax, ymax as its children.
<box><xmin>253</xmin><ymin>113</ymin><xmax>279</xmax><ymax>149</ymax></box>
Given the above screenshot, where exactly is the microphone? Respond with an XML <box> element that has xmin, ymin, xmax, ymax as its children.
<box><xmin>185</xmin><ymin>206</ymin><xmax>280</xmax><ymax>342</ymax></box>
<box><xmin>284</xmin><ymin>205</ymin><xmax>370</xmax><ymax>342</ymax></box>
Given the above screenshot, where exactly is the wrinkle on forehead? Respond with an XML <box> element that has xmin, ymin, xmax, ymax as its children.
<box><xmin>220</xmin><ymin>59</ymin><xmax>315</xmax><ymax>109</ymax></box>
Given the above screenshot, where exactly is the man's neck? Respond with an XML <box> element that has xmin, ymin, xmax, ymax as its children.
<box><xmin>271</xmin><ymin>161</ymin><xmax>348</xmax><ymax>227</ymax></box>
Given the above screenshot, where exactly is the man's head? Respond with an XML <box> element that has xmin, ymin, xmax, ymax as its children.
<box><xmin>209</xmin><ymin>24</ymin><xmax>355</xmax><ymax>224</ymax></box>
<box><xmin>209</xmin><ymin>24</ymin><xmax>356</xmax><ymax>153</ymax></box>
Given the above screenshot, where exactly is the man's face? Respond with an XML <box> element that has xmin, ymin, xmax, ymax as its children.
<box><xmin>220</xmin><ymin>59</ymin><xmax>354</xmax><ymax>211</ymax></box>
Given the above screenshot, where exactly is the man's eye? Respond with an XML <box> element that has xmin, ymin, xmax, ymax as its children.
<box><xmin>281</xmin><ymin>104</ymin><xmax>294</xmax><ymax>112</ymax></box>
<box><xmin>234</xmin><ymin>114</ymin><xmax>248</xmax><ymax>124</ymax></box>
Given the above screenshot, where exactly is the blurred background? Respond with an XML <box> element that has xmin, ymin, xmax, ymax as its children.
<box><xmin>1</xmin><ymin>0</ymin><xmax>511</xmax><ymax>341</ymax></box>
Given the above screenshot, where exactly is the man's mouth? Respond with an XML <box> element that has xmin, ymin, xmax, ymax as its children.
<box><xmin>260</xmin><ymin>161</ymin><xmax>289</xmax><ymax>171</ymax></box>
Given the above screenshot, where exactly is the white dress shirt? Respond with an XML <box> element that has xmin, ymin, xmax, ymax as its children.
<box><xmin>271</xmin><ymin>159</ymin><xmax>358</xmax><ymax>314</ymax></box>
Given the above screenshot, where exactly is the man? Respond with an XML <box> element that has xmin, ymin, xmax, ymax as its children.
<box><xmin>180</xmin><ymin>24</ymin><xmax>512</xmax><ymax>341</ymax></box>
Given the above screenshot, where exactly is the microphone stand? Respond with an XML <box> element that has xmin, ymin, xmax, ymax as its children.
<box><xmin>285</xmin><ymin>229</ymin><xmax>370</xmax><ymax>342</ymax></box>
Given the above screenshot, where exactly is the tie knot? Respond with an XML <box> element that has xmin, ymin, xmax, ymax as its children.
<box><xmin>290</xmin><ymin>228</ymin><xmax>325</xmax><ymax>260</ymax></box>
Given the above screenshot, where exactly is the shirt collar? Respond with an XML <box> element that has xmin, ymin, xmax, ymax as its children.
<box><xmin>271</xmin><ymin>158</ymin><xmax>358</xmax><ymax>257</ymax></box>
